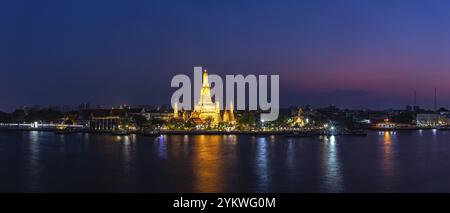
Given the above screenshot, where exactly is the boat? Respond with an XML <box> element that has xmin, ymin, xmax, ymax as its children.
<box><xmin>369</xmin><ymin>122</ymin><xmax>418</xmax><ymax>131</ymax></box>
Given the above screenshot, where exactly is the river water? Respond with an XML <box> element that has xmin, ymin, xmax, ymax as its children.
<box><xmin>1</xmin><ymin>130</ymin><xmax>450</xmax><ymax>192</ymax></box>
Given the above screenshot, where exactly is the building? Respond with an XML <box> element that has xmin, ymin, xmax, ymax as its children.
<box><xmin>171</xmin><ymin>69</ymin><xmax>235</xmax><ymax>128</ymax></box>
<box><xmin>291</xmin><ymin>108</ymin><xmax>306</xmax><ymax>127</ymax></box>
<box><xmin>128</xmin><ymin>108</ymin><xmax>151</xmax><ymax>120</ymax></box>
<box><xmin>89</xmin><ymin>116</ymin><xmax>121</xmax><ymax>131</ymax></box>
<box><xmin>416</xmin><ymin>113</ymin><xmax>443</xmax><ymax>127</ymax></box>
<box><xmin>82</xmin><ymin>109</ymin><xmax>127</xmax><ymax>131</ymax></box>
<box><xmin>222</xmin><ymin>101</ymin><xmax>236</xmax><ymax>124</ymax></box>
<box><xmin>368</xmin><ymin>111</ymin><xmax>389</xmax><ymax>123</ymax></box>
<box><xmin>191</xmin><ymin>69</ymin><xmax>222</xmax><ymax>125</ymax></box>
<box><xmin>148</xmin><ymin>110</ymin><xmax>173</xmax><ymax>121</ymax></box>
<box><xmin>373</xmin><ymin>118</ymin><xmax>416</xmax><ymax>130</ymax></box>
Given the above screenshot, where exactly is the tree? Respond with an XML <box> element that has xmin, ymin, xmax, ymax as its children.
<box><xmin>132</xmin><ymin>115</ymin><xmax>149</xmax><ymax>126</ymax></box>
<box><xmin>184</xmin><ymin>119</ymin><xmax>195</xmax><ymax>130</ymax></box>
<box><xmin>237</xmin><ymin>111</ymin><xmax>257</xmax><ymax>130</ymax></box>
<box><xmin>204</xmin><ymin>116</ymin><xmax>214</xmax><ymax>129</ymax></box>
<box><xmin>23</xmin><ymin>109</ymin><xmax>62</xmax><ymax>123</ymax></box>
<box><xmin>439</xmin><ymin>107</ymin><xmax>449</xmax><ymax>112</ymax></box>
<box><xmin>0</xmin><ymin>112</ymin><xmax>12</xmax><ymax>123</ymax></box>
<box><xmin>11</xmin><ymin>110</ymin><xmax>26</xmax><ymax>123</ymax></box>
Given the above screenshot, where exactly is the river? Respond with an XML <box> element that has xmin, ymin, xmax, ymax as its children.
<box><xmin>0</xmin><ymin>130</ymin><xmax>449</xmax><ymax>192</ymax></box>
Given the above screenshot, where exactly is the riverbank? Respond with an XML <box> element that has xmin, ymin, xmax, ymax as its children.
<box><xmin>0</xmin><ymin>126</ymin><xmax>444</xmax><ymax>136</ymax></box>
<box><xmin>0</xmin><ymin>127</ymin><xmax>287</xmax><ymax>135</ymax></box>
<box><xmin>0</xmin><ymin>128</ymin><xmax>365</xmax><ymax>137</ymax></box>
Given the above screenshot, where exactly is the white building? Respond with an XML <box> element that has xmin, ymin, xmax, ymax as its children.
<box><xmin>416</xmin><ymin>113</ymin><xmax>443</xmax><ymax>127</ymax></box>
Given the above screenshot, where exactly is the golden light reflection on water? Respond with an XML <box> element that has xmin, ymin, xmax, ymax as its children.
<box><xmin>192</xmin><ymin>135</ymin><xmax>226</xmax><ymax>192</ymax></box>
<box><xmin>381</xmin><ymin>131</ymin><xmax>395</xmax><ymax>190</ymax></box>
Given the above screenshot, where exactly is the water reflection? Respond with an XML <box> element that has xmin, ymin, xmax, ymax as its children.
<box><xmin>28</xmin><ymin>131</ymin><xmax>41</xmax><ymax>191</ymax></box>
<box><xmin>157</xmin><ymin>135</ymin><xmax>167</xmax><ymax>159</ymax></box>
<box><xmin>168</xmin><ymin>135</ymin><xmax>182</xmax><ymax>160</ymax></box>
<box><xmin>256</xmin><ymin>137</ymin><xmax>269</xmax><ymax>191</ymax></box>
<box><xmin>269</xmin><ymin>135</ymin><xmax>275</xmax><ymax>143</ymax></box>
<box><xmin>7</xmin><ymin>131</ymin><xmax>450</xmax><ymax>192</ymax></box>
<box><xmin>58</xmin><ymin>134</ymin><xmax>66</xmax><ymax>154</ymax></box>
<box><xmin>122</xmin><ymin>135</ymin><xmax>132</xmax><ymax>179</ymax></box>
<box><xmin>226</xmin><ymin>135</ymin><xmax>237</xmax><ymax>145</ymax></box>
<box><xmin>381</xmin><ymin>131</ymin><xmax>395</xmax><ymax>191</ymax></box>
<box><xmin>285</xmin><ymin>140</ymin><xmax>294</xmax><ymax>177</ymax></box>
<box><xmin>192</xmin><ymin>136</ymin><xmax>224</xmax><ymax>192</ymax></box>
<box><xmin>182</xmin><ymin>135</ymin><xmax>189</xmax><ymax>156</ymax></box>
<box><xmin>321</xmin><ymin>135</ymin><xmax>343</xmax><ymax>192</ymax></box>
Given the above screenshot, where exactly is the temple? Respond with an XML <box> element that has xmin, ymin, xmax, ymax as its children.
<box><xmin>172</xmin><ymin>69</ymin><xmax>235</xmax><ymax>128</ymax></box>
<box><xmin>291</xmin><ymin>108</ymin><xmax>306</xmax><ymax>127</ymax></box>
<box><xmin>191</xmin><ymin>69</ymin><xmax>222</xmax><ymax>125</ymax></box>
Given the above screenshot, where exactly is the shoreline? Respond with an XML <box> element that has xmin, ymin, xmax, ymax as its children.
<box><xmin>0</xmin><ymin>127</ymin><xmax>442</xmax><ymax>136</ymax></box>
<box><xmin>0</xmin><ymin>128</ymin><xmax>287</xmax><ymax>135</ymax></box>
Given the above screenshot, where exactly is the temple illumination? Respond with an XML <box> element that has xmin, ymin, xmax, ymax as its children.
<box><xmin>191</xmin><ymin>69</ymin><xmax>222</xmax><ymax>125</ymax></box>
<box><xmin>173</xmin><ymin>69</ymin><xmax>235</xmax><ymax>127</ymax></box>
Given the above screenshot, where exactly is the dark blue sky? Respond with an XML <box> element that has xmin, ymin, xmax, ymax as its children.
<box><xmin>2</xmin><ymin>0</ymin><xmax>450</xmax><ymax>111</ymax></box>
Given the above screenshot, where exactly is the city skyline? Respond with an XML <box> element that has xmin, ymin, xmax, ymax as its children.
<box><xmin>3</xmin><ymin>0</ymin><xmax>450</xmax><ymax>110</ymax></box>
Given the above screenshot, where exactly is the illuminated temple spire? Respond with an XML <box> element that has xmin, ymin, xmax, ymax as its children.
<box><xmin>202</xmin><ymin>69</ymin><xmax>210</xmax><ymax>87</ymax></box>
<box><xmin>193</xmin><ymin>69</ymin><xmax>221</xmax><ymax>125</ymax></box>
<box><xmin>229</xmin><ymin>101</ymin><xmax>235</xmax><ymax>122</ymax></box>
<box><xmin>173</xmin><ymin>101</ymin><xmax>179</xmax><ymax>119</ymax></box>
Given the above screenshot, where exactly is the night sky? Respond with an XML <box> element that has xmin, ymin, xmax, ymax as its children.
<box><xmin>2</xmin><ymin>0</ymin><xmax>450</xmax><ymax>111</ymax></box>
